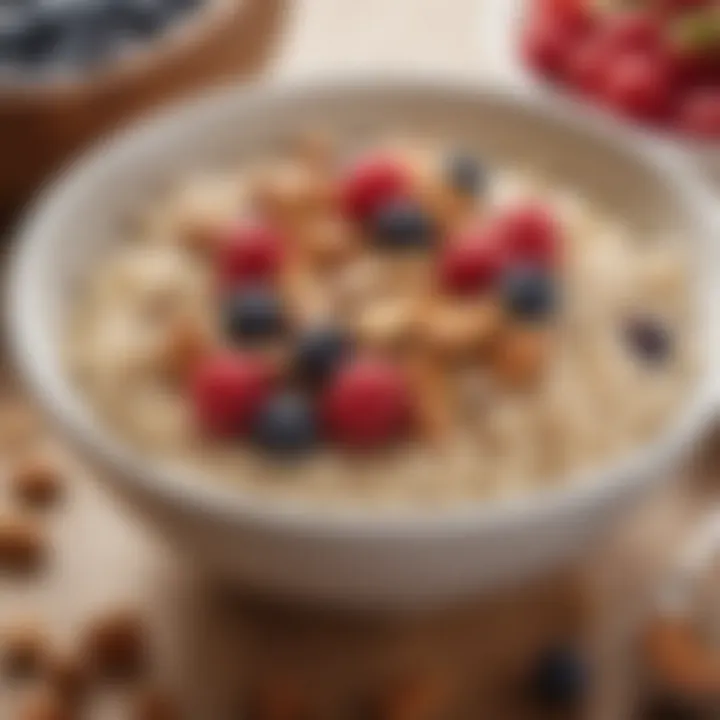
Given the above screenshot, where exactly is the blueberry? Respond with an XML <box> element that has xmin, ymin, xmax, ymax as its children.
<box><xmin>294</xmin><ymin>326</ymin><xmax>352</xmax><ymax>387</ymax></box>
<box><xmin>223</xmin><ymin>288</ymin><xmax>286</xmax><ymax>344</ymax></box>
<box><xmin>624</xmin><ymin>316</ymin><xmax>672</xmax><ymax>365</ymax></box>
<box><xmin>7</xmin><ymin>11</ymin><xmax>64</xmax><ymax>67</ymax></box>
<box><xmin>445</xmin><ymin>152</ymin><xmax>486</xmax><ymax>196</ymax></box>
<box><xmin>372</xmin><ymin>198</ymin><xmax>436</xmax><ymax>251</ymax></box>
<box><xmin>112</xmin><ymin>0</ymin><xmax>170</xmax><ymax>38</ymax></box>
<box><xmin>501</xmin><ymin>265</ymin><xmax>557</xmax><ymax>321</ymax></box>
<box><xmin>528</xmin><ymin>645</ymin><xmax>588</xmax><ymax>710</ymax></box>
<box><xmin>253</xmin><ymin>392</ymin><xmax>318</xmax><ymax>456</ymax></box>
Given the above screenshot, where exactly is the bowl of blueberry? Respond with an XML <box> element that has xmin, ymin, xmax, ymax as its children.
<box><xmin>0</xmin><ymin>0</ymin><xmax>283</xmax><ymax>219</ymax></box>
<box><xmin>7</xmin><ymin>78</ymin><xmax>719</xmax><ymax>607</ymax></box>
<box><xmin>515</xmin><ymin>0</ymin><xmax>720</xmax><ymax>171</ymax></box>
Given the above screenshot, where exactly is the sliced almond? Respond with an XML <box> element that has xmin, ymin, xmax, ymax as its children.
<box><xmin>491</xmin><ymin>326</ymin><xmax>550</xmax><ymax>389</ymax></box>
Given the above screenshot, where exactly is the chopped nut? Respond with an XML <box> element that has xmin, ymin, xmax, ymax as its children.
<box><xmin>357</xmin><ymin>299</ymin><xmax>420</xmax><ymax>355</ymax></box>
<box><xmin>82</xmin><ymin>610</ymin><xmax>148</xmax><ymax>681</ymax></box>
<box><xmin>134</xmin><ymin>687</ymin><xmax>179</xmax><ymax>720</ymax></box>
<box><xmin>161</xmin><ymin>315</ymin><xmax>212</xmax><ymax>380</ymax></box>
<box><xmin>18</xmin><ymin>688</ymin><xmax>72</xmax><ymax>720</ymax></box>
<box><xmin>1</xmin><ymin>621</ymin><xmax>47</xmax><ymax>679</ymax></box>
<box><xmin>492</xmin><ymin>327</ymin><xmax>550</xmax><ymax>388</ymax></box>
<box><xmin>299</xmin><ymin>215</ymin><xmax>358</xmax><ymax>271</ymax></box>
<box><xmin>0</xmin><ymin>516</ymin><xmax>47</xmax><ymax>574</ymax></box>
<box><xmin>46</xmin><ymin>652</ymin><xmax>87</xmax><ymax>706</ymax></box>
<box><xmin>422</xmin><ymin>300</ymin><xmax>501</xmax><ymax>362</ymax></box>
<box><xmin>644</xmin><ymin>618</ymin><xmax>720</xmax><ymax>697</ymax></box>
<box><xmin>250</xmin><ymin>162</ymin><xmax>331</xmax><ymax>226</ymax></box>
<box><xmin>405</xmin><ymin>355</ymin><xmax>452</xmax><ymax>446</ymax></box>
<box><xmin>11</xmin><ymin>456</ymin><xmax>65</xmax><ymax>509</ymax></box>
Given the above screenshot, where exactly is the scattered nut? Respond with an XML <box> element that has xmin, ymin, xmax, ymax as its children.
<box><xmin>46</xmin><ymin>652</ymin><xmax>87</xmax><ymax>707</ymax></box>
<box><xmin>11</xmin><ymin>456</ymin><xmax>65</xmax><ymax>509</ymax></box>
<box><xmin>0</xmin><ymin>516</ymin><xmax>47</xmax><ymax>574</ymax></box>
<box><xmin>245</xmin><ymin>676</ymin><xmax>310</xmax><ymax>720</ymax></box>
<box><xmin>1</xmin><ymin>620</ymin><xmax>48</xmax><ymax>679</ymax></box>
<box><xmin>373</xmin><ymin>672</ymin><xmax>451</xmax><ymax>720</ymax></box>
<box><xmin>645</xmin><ymin>618</ymin><xmax>720</xmax><ymax>697</ymax></box>
<box><xmin>18</xmin><ymin>688</ymin><xmax>72</xmax><ymax>720</ymax></box>
<box><xmin>82</xmin><ymin>610</ymin><xmax>148</xmax><ymax>681</ymax></box>
<box><xmin>492</xmin><ymin>327</ymin><xmax>550</xmax><ymax>389</ymax></box>
<box><xmin>134</xmin><ymin>687</ymin><xmax>180</xmax><ymax>720</ymax></box>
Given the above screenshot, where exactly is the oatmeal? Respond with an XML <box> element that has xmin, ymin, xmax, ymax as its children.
<box><xmin>64</xmin><ymin>133</ymin><xmax>695</xmax><ymax>509</ymax></box>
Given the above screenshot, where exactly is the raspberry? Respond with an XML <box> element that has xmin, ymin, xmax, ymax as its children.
<box><xmin>190</xmin><ymin>353</ymin><xmax>275</xmax><ymax>436</ymax></box>
<box><xmin>677</xmin><ymin>88</ymin><xmax>720</xmax><ymax>137</ymax></box>
<box><xmin>603</xmin><ymin>52</ymin><xmax>673</xmax><ymax>120</ymax></box>
<box><xmin>216</xmin><ymin>222</ymin><xmax>284</xmax><ymax>286</ymax></box>
<box><xmin>322</xmin><ymin>359</ymin><xmax>412</xmax><ymax>448</ymax></box>
<box><xmin>338</xmin><ymin>156</ymin><xmax>410</xmax><ymax>222</ymax></box>
<box><xmin>439</xmin><ymin>228</ymin><xmax>507</xmax><ymax>295</ymax></box>
<box><xmin>522</xmin><ymin>16</ymin><xmax>577</xmax><ymax>78</ymax></box>
<box><xmin>493</xmin><ymin>204</ymin><xmax>562</xmax><ymax>268</ymax></box>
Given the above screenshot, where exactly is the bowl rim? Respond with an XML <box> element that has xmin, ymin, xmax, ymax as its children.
<box><xmin>6</xmin><ymin>76</ymin><xmax>719</xmax><ymax>539</ymax></box>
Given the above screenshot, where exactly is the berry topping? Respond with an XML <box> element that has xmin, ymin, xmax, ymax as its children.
<box><xmin>522</xmin><ymin>16</ymin><xmax>577</xmax><ymax>77</ymax></box>
<box><xmin>566</xmin><ymin>36</ymin><xmax>614</xmax><ymax>94</ymax></box>
<box><xmin>601</xmin><ymin>11</ymin><xmax>662</xmax><ymax>53</ymax></box>
<box><xmin>624</xmin><ymin>316</ymin><xmax>673</xmax><ymax>364</ymax></box>
<box><xmin>444</xmin><ymin>152</ymin><xmax>487</xmax><ymax>197</ymax></box>
<box><xmin>528</xmin><ymin>645</ymin><xmax>588</xmax><ymax>710</ymax></box>
<box><xmin>190</xmin><ymin>353</ymin><xmax>275</xmax><ymax>436</ymax></box>
<box><xmin>222</xmin><ymin>288</ymin><xmax>286</xmax><ymax>343</ymax></box>
<box><xmin>495</xmin><ymin>204</ymin><xmax>562</xmax><ymax>268</ymax></box>
<box><xmin>339</xmin><ymin>156</ymin><xmax>410</xmax><ymax>222</ymax></box>
<box><xmin>253</xmin><ymin>392</ymin><xmax>318</xmax><ymax>456</ymax></box>
<box><xmin>216</xmin><ymin>223</ymin><xmax>284</xmax><ymax>286</ymax></box>
<box><xmin>294</xmin><ymin>326</ymin><xmax>352</xmax><ymax>387</ymax></box>
<box><xmin>501</xmin><ymin>265</ymin><xmax>558</xmax><ymax>322</ymax></box>
<box><xmin>603</xmin><ymin>52</ymin><xmax>673</xmax><ymax>120</ymax></box>
<box><xmin>439</xmin><ymin>228</ymin><xmax>506</xmax><ymax>295</ymax></box>
<box><xmin>322</xmin><ymin>359</ymin><xmax>412</xmax><ymax>448</ymax></box>
<box><xmin>677</xmin><ymin>88</ymin><xmax>720</xmax><ymax>137</ymax></box>
<box><xmin>372</xmin><ymin>198</ymin><xmax>436</xmax><ymax>251</ymax></box>
<box><xmin>532</xmin><ymin>0</ymin><xmax>592</xmax><ymax>33</ymax></box>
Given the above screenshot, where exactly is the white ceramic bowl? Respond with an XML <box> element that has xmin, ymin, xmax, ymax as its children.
<box><xmin>6</xmin><ymin>79</ymin><xmax>719</xmax><ymax>608</ymax></box>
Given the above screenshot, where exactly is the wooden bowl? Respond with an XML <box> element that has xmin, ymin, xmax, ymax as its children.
<box><xmin>0</xmin><ymin>0</ymin><xmax>286</xmax><ymax>223</ymax></box>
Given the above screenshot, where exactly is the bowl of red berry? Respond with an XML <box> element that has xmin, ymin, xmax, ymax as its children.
<box><xmin>7</xmin><ymin>78</ymin><xmax>719</xmax><ymax>607</ymax></box>
<box><xmin>520</xmin><ymin>0</ymin><xmax>720</xmax><ymax>161</ymax></box>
